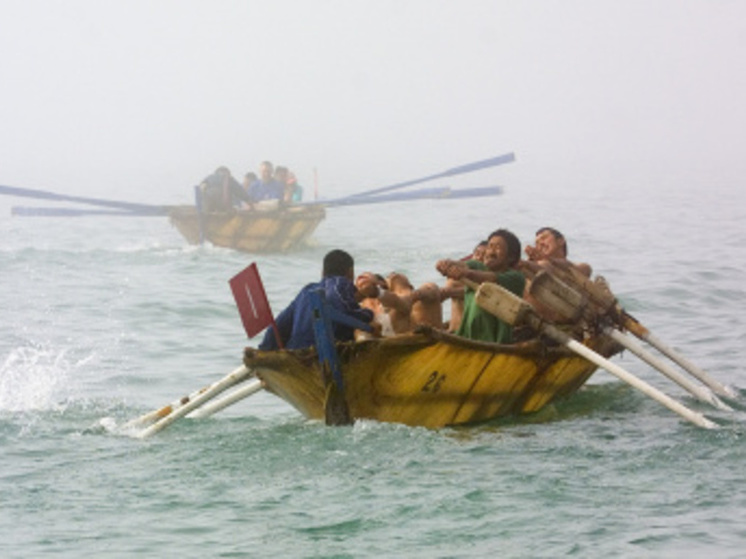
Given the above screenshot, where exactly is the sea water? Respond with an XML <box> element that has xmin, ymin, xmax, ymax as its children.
<box><xmin>1</xmin><ymin>174</ymin><xmax>745</xmax><ymax>558</ymax></box>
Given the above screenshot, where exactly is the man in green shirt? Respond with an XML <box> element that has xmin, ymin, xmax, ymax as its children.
<box><xmin>436</xmin><ymin>229</ymin><xmax>525</xmax><ymax>344</ymax></box>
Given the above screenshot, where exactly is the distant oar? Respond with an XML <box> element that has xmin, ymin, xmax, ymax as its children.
<box><xmin>319</xmin><ymin>185</ymin><xmax>503</xmax><ymax>207</ymax></box>
<box><xmin>466</xmin><ymin>279</ymin><xmax>717</xmax><ymax>429</ymax></box>
<box><xmin>341</xmin><ymin>152</ymin><xmax>515</xmax><ymax>200</ymax></box>
<box><xmin>10</xmin><ymin>185</ymin><xmax>505</xmax><ymax>216</ymax></box>
<box><xmin>0</xmin><ymin>184</ymin><xmax>170</xmax><ymax>215</ymax></box>
<box><xmin>11</xmin><ymin>206</ymin><xmax>162</xmax><ymax>217</ymax></box>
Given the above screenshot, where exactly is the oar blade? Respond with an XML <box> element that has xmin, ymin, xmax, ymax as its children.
<box><xmin>229</xmin><ymin>263</ymin><xmax>276</xmax><ymax>339</ymax></box>
<box><xmin>441</xmin><ymin>152</ymin><xmax>516</xmax><ymax>177</ymax></box>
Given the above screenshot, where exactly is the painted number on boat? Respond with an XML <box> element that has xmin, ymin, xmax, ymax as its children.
<box><xmin>421</xmin><ymin>371</ymin><xmax>446</xmax><ymax>394</ymax></box>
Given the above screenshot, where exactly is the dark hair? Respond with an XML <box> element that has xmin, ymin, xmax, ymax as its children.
<box><xmin>488</xmin><ymin>228</ymin><xmax>522</xmax><ymax>267</ymax></box>
<box><xmin>535</xmin><ymin>227</ymin><xmax>568</xmax><ymax>257</ymax></box>
<box><xmin>323</xmin><ymin>249</ymin><xmax>354</xmax><ymax>277</ymax></box>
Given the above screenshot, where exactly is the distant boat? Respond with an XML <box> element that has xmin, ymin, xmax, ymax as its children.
<box><xmin>1</xmin><ymin>153</ymin><xmax>514</xmax><ymax>253</ymax></box>
<box><xmin>168</xmin><ymin>204</ymin><xmax>326</xmax><ymax>253</ymax></box>
<box><xmin>243</xmin><ymin>327</ymin><xmax>621</xmax><ymax>428</ymax></box>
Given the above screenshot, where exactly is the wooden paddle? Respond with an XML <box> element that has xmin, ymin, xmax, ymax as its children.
<box><xmin>126</xmin><ymin>364</ymin><xmax>256</xmax><ymax>438</ymax></box>
<box><xmin>229</xmin><ymin>263</ymin><xmax>283</xmax><ymax>348</ymax></box>
<box><xmin>187</xmin><ymin>377</ymin><xmax>264</xmax><ymax>419</ymax></box>
<box><xmin>527</xmin><ymin>270</ymin><xmax>732</xmax><ymax>411</ymax></box>
<box><xmin>522</xmin><ymin>259</ymin><xmax>736</xmax><ymax>399</ymax></box>
<box><xmin>464</xmin><ymin>278</ymin><xmax>717</xmax><ymax>429</ymax></box>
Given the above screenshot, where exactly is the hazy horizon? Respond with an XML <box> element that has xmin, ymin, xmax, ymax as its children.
<box><xmin>2</xmin><ymin>0</ymin><xmax>744</xmax><ymax>206</ymax></box>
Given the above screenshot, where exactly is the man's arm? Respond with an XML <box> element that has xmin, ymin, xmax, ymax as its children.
<box><xmin>437</xmin><ymin>259</ymin><xmax>497</xmax><ymax>285</ymax></box>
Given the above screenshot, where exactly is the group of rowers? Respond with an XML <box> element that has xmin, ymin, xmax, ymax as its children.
<box><xmin>258</xmin><ymin>227</ymin><xmax>593</xmax><ymax>351</ymax></box>
<box><xmin>199</xmin><ymin>161</ymin><xmax>303</xmax><ymax>212</ymax></box>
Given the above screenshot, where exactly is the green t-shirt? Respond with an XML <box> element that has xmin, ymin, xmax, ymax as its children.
<box><xmin>456</xmin><ymin>260</ymin><xmax>526</xmax><ymax>344</ymax></box>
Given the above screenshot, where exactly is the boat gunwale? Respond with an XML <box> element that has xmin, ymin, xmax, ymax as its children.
<box><xmin>243</xmin><ymin>325</ymin><xmax>584</xmax><ymax>370</ymax></box>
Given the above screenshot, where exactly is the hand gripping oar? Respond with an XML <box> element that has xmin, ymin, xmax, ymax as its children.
<box><xmin>464</xmin><ymin>278</ymin><xmax>717</xmax><ymax>429</ymax></box>
<box><xmin>523</xmin><ymin>260</ymin><xmax>736</xmax><ymax>400</ymax></box>
<box><xmin>527</xmin><ymin>270</ymin><xmax>732</xmax><ymax>411</ymax></box>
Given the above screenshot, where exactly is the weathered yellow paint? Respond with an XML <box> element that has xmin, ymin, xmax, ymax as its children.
<box><xmin>168</xmin><ymin>205</ymin><xmax>326</xmax><ymax>253</ymax></box>
<box><xmin>245</xmin><ymin>329</ymin><xmax>620</xmax><ymax>428</ymax></box>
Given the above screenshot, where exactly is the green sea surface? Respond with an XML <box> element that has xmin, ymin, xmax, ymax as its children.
<box><xmin>1</xmin><ymin>176</ymin><xmax>745</xmax><ymax>558</ymax></box>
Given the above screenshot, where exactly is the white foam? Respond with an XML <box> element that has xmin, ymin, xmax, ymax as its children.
<box><xmin>0</xmin><ymin>345</ymin><xmax>74</xmax><ymax>412</ymax></box>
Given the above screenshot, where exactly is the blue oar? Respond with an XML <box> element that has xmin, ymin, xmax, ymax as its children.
<box><xmin>0</xmin><ymin>184</ymin><xmax>170</xmax><ymax>215</ymax></box>
<box><xmin>316</xmin><ymin>185</ymin><xmax>503</xmax><ymax>208</ymax></box>
<box><xmin>319</xmin><ymin>186</ymin><xmax>451</xmax><ymax>207</ymax></box>
<box><xmin>12</xmin><ymin>186</ymin><xmax>504</xmax><ymax>216</ymax></box>
<box><xmin>341</xmin><ymin>152</ymin><xmax>515</xmax><ymax>200</ymax></box>
<box><xmin>11</xmin><ymin>207</ymin><xmax>152</xmax><ymax>217</ymax></box>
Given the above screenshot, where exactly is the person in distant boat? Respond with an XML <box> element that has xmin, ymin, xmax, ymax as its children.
<box><xmin>436</xmin><ymin>228</ymin><xmax>525</xmax><ymax>344</ymax></box>
<box><xmin>242</xmin><ymin>172</ymin><xmax>258</xmax><ymax>194</ymax></box>
<box><xmin>286</xmin><ymin>171</ymin><xmax>303</xmax><ymax>202</ymax></box>
<box><xmin>247</xmin><ymin>161</ymin><xmax>285</xmax><ymax>204</ymax></box>
<box><xmin>200</xmin><ymin>166</ymin><xmax>251</xmax><ymax>212</ymax></box>
<box><xmin>356</xmin><ymin>271</ymin><xmax>448</xmax><ymax>336</ymax></box>
<box><xmin>258</xmin><ymin>249</ymin><xmax>380</xmax><ymax>351</ymax></box>
<box><xmin>523</xmin><ymin>227</ymin><xmax>592</xmax><ymax>277</ymax></box>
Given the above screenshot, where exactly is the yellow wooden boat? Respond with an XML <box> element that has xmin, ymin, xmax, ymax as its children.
<box><xmin>243</xmin><ymin>326</ymin><xmax>620</xmax><ymax>428</ymax></box>
<box><xmin>168</xmin><ymin>204</ymin><xmax>326</xmax><ymax>253</ymax></box>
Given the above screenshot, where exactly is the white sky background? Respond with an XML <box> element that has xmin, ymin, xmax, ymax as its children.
<box><xmin>1</xmin><ymin>0</ymin><xmax>744</xmax><ymax>204</ymax></box>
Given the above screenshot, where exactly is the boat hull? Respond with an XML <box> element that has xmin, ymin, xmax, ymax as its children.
<box><xmin>243</xmin><ymin>328</ymin><xmax>620</xmax><ymax>428</ymax></box>
<box><xmin>168</xmin><ymin>204</ymin><xmax>326</xmax><ymax>253</ymax></box>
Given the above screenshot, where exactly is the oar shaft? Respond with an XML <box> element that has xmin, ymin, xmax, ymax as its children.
<box><xmin>124</xmin><ymin>365</ymin><xmax>252</xmax><ymax>437</ymax></box>
<box><xmin>551</xmin><ymin>327</ymin><xmax>716</xmax><ymax>429</ymax></box>
<box><xmin>0</xmin><ymin>184</ymin><xmax>170</xmax><ymax>214</ymax></box>
<box><xmin>604</xmin><ymin>327</ymin><xmax>732</xmax><ymax>411</ymax></box>
<box><xmin>11</xmin><ymin>206</ymin><xmax>163</xmax><ymax>217</ymax></box>
<box><xmin>342</xmin><ymin>152</ymin><xmax>514</xmax><ymax>199</ymax></box>
<box><xmin>187</xmin><ymin>378</ymin><xmax>264</xmax><ymax>419</ymax></box>
<box><xmin>637</xmin><ymin>329</ymin><xmax>736</xmax><ymax>399</ymax></box>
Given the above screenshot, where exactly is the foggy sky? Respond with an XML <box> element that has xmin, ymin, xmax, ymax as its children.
<box><xmin>1</xmin><ymin>0</ymin><xmax>744</xmax><ymax>204</ymax></box>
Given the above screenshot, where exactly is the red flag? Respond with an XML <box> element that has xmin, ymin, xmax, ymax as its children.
<box><xmin>229</xmin><ymin>263</ymin><xmax>280</xmax><ymax>344</ymax></box>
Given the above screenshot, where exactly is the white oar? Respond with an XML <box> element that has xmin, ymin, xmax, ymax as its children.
<box><xmin>530</xmin><ymin>262</ymin><xmax>736</xmax><ymax>401</ymax></box>
<box><xmin>603</xmin><ymin>327</ymin><xmax>732</xmax><ymax>411</ymax></box>
<box><xmin>527</xmin><ymin>269</ymin><xmax>735</xmax><ymax>406</ymax></box>
<box><xmin>626</xmin><ymin>323</ymin><xmax>737</xmax><ymax>400</ymax></box>
<box><xmin>123</xmin><ymin>365</ymin><xmax>252</xmax><ymax>438</ymax></box>
<box><xmin>547</xmin><ymin>325</ymin><xmax>717</xmax><ymax>429</ymax></box>
<box><xmin>468</xmin><ymin>280</ymin><xmax>718</xmax><ymax>429</ymax></box>
<box><xmin>187</xmin><ymin>377</ymin><xmax>264</xmax><ymax>419</ymax></box>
